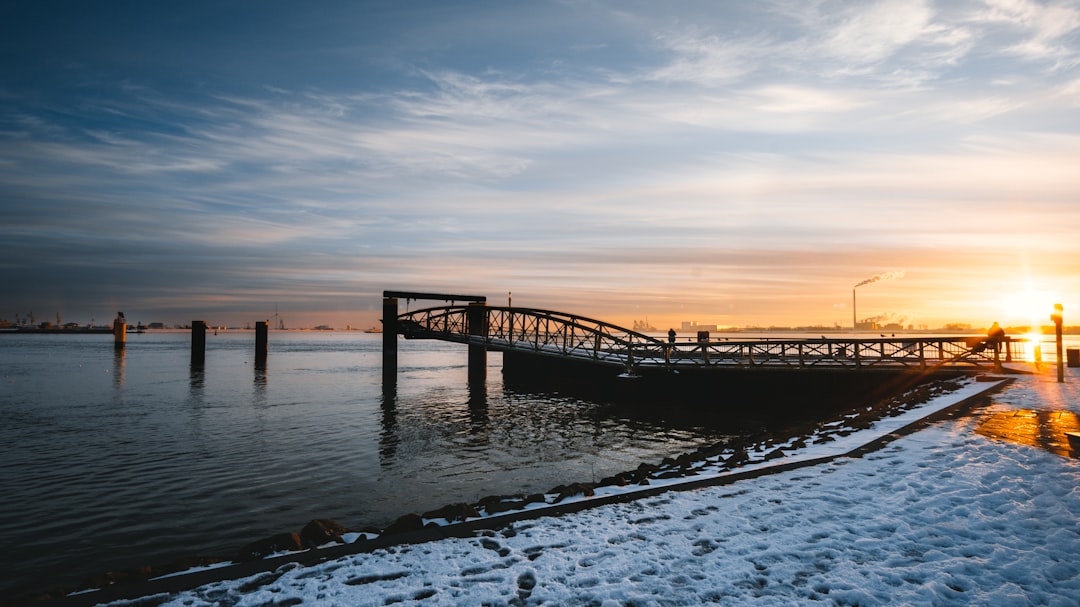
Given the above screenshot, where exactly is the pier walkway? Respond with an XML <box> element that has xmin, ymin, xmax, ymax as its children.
<box><xmin>388</xmin><ymin>299</ymin><xmax>1027</xmax><ymax>374</ymax></box>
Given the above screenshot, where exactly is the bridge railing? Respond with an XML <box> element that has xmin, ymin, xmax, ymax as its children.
<box><xmin>663</xmin><ymin>336</ymin><xmax>1025</xmax><ymax>369</ymax></box>
<box><xmin>399</xmin><ymin>305</ymin><xmax>663</xmax><ymax>369</ymax></box>
<box><xmin>395</xmin><ymin>305</ymin><xmax>1028</xmax><ymax>371</ymax></box>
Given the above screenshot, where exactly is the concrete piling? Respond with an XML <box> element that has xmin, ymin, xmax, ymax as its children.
<box><xmin>467</xmin><ymin>302</ymin><xmax>488</xmax><ymax>385</ymax></box>
<box><xmin>255</xmin><ymin>320</ymin><xmax>268</xmax><ymax>367</ymax></box>
<box><xmin>382</xmin><ymin>297</ymin><xmax>398</xmax><ymax>385</ymax></box>
<box><xmin>191</xmin><ymin>320</ymin><xmax>207</xmax><ymax>368</ymax></box>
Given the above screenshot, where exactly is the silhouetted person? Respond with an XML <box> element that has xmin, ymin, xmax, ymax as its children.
<box><xmin>667</xmin><ymin>328</ymin><xmax>676</xmax><ymax>343</ymax></box>
<box><xmin>987</xmin><ymin>321</ymin><xmax>1005</xmax><ymax>353</ymax></box>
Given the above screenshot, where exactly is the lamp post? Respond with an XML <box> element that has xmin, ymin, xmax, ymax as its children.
<box><xmin>1051</xmin><ymin>303</ymin><xmax>1064</xmax><ymax>383</ymax></box>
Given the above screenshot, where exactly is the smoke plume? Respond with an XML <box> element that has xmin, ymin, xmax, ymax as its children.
<box><xmin>855</xmin><ymin>271</ymin><xmax>905</xmax><ymax>288</ymax></box>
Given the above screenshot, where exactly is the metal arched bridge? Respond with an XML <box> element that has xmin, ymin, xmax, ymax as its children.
<box><xmin>394</xmin><ymin>304</ymin><xmax>1025</xmax><ymax>373</ymax></box>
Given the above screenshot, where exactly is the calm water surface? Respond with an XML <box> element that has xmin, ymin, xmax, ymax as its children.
<box><xmin>0</xmin><ymin>332</ymin><xmax>725</xmax><ymax>597</ymax></box>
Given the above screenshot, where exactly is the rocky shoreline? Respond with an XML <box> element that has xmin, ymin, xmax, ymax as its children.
<box><xmin>18</xmin><ymin>377</ymin><xmax>976</xmax><ymax>605</ymax></box>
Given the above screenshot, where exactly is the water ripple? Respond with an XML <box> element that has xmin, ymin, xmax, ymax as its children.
<box><xmin>0</xmin><ymin>333</ymin><xmax>723</xmax><ymax>599</ymax></box>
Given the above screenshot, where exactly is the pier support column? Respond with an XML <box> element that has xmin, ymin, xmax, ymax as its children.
<box><xmin>382</xmin><ymin>297</ymin><xmax>398</xmax><ymax>385</ymax></box>
<box><xmin>191</xmin><ymin>320</ymin><xmax>207</xmax><ymax>368</ymax></box>
<box><xmin>468</xmin><ymin>302</ymin><xmax>488</xmax><ymax>385</ymax></box>
<box><xmin>255</xmin><ymin>321</ymin><xmax>268</xmax><ymax>368</ymax></box>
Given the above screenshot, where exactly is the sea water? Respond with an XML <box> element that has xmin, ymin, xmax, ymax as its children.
<box><xmin>0</xmin><ymin>332</ymin><xmax>724</xmax><ymax>598</ymax></box>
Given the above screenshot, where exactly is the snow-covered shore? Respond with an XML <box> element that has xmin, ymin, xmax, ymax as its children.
<box><xmin>81</xmin><ymin>368</ymin><xmax>1078</xmax><ymax>607</ymax></box>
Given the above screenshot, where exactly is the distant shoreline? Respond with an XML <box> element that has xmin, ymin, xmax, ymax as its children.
<box><xmin>4</xmin><ymin>325</ymin><xmax>1079</xmax><ymax>336</ymax></box>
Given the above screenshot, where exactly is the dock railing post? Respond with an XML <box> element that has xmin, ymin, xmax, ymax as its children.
<box><xmin>467</xmin><ymin>302</ymin><xmax>487</xmax><ymax>385</ymax></box>
<box><xmin>255</xmin><ymin>321</ymin><xmax>268</xmax><ymax>368</ymax></box>
<box><xmin>382</xmin><ymin>297</ymin><xmax>398</xmax><ymax>385</ymax></box>
<box><xmin>191</xmin><ymin>320</ymin><xmax>207</xmax><ymax>368</ymax></box>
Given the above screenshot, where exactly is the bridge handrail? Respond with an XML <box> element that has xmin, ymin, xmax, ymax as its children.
<box><xmin>397</xmin><ymin>305</ymin><xmax>664</xmax><ymax>366</ymax></box>
<box><xmin>394</xmin><ymin>305</ymin><xmax>1027</xmax><ymax>371</ymax></box>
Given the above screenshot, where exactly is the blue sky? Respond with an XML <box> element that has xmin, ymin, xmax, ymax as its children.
<box><xmin>2</xmin><ymin>0</ymin><xmax>1079</xmax><ymax>330</ymax></box>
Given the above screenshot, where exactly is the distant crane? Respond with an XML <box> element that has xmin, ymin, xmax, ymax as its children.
<box><xmin>272</xmin><ymin>305</ymin><xmax>285</xmax><ymax>330</ymax></box>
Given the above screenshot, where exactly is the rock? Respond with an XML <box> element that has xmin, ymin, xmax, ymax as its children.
<box><xmin>422</xmin><ymin>503</ymin><xmax>480</xmax><ymax>522</ymax></box>
<box><xmin>478</xmin><ymin>494</ymin><xmax>518</xmax><ymax>508</ymax></box>
<box><xmin>301</xmin><ymin>518</ymin><xmax>349</xmax><ymax>547</ymax></box>
<box><xmin>153</xmin><ymin>555</ymin><xmax>229</xmax><ymax>578</ymax></box>
<box><xmin>236</xmin><ymin>532</ymin><xmax>303</xmax><ymax>562</ymax></box>
<box><xmin>482</xmin><ymin>498</ymin><xmax>526</xmax><ymax>515</ymax></box>
<box><xmin>552</xmin><ymin>482</ymin><xmax>594</xmax><ymax>503</ymax></box>
<box><xmin>598</xmin><ymin>474</ymin><xmax>627</xmax><ymax>487</ymax></box>
<box><xmin>382</xmin><ymin>513</ymin><xmax>424</xmax><ymax>535</ymax></box>
<box><xmin>724</xmin><ymin>447</ymin><xmax>749</xmax><ymax>467</ymax></box>
<box><xmin>636</xmin><ymin>462</ymin><xmax>659</xmax><ymax>474</ymax></box>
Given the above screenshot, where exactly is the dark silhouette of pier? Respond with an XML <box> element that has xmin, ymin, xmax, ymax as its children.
<box><xmin>380</xmin><ymin>291</ymin><xmax>1029</xmax><ymax>418</ymax></box>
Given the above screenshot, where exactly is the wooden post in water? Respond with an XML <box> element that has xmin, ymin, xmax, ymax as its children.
<box><xmin>467</xmin><ymin>302</ymin><xmax>488</xmax><ymax>384</ymax></box>
<box><xmin>112</xmin><ymin>312</ymin><xmax>126</xmax><ymax>350</ymax></box>
<box><xmin>191</xmin><ymin>320</ymin><xmax>207</xmax><ymax>368</ymax></box>
<box><xmin>382</xmin><ymin>297</ymin><xmax>398</xmax><ymax>384</ymax></box>
<box><xmin>255</xmin><ymin>321</ymin><xmax>268</xmax><ymax>368</ymax></box>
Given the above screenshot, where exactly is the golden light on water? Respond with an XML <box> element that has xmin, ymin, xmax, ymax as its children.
<box><xmin>1020</xmin><ymin>332</ymin><xmax>1044</xmax><ymax>364</ymax></box>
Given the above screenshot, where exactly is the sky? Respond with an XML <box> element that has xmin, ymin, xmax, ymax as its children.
<box><xmin>2</xmin><ymin>0</ymin><xmax>1079</xmax><ymax>330</ymax></box>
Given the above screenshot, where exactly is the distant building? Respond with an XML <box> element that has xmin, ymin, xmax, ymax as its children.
<box><xmin>681</xmin><ymin>321</ymin><xmax>719</xmax><ymax>332</ymax></box>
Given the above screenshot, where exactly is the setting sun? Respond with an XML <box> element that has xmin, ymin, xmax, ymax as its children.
<box><xmin>996</xmin><ymin>287</ymin><xmax>1059</xmax><ymax>329</ymax></box>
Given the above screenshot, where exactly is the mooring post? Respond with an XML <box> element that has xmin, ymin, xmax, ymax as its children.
<box><xmin>191</xmin><ymin>320</ymin><xmax>207</xmax><ymax>368</ymax></box>
<box><xmin>467</xmin><ymin>301</ymin><xmax>488</xmax><ymax>384</ymax></box>
<box><xmin>255</xmin><ymin>320</ymin><xmax>268</xmax><ymax>367</ymax></box>
<box><xmin>382</xmin><ymin>297</ymin><xmax>398</xmax><ymax>383</ymax></box>
<box><xmin>1052</xmin><ymin>304</ymin><xmax>1064</xmax><ymax>383</ymax></box>
<box><xmin>112</xmin><ymin>312</ymin><xmax>126</xmax><ymax>350</ymax></box>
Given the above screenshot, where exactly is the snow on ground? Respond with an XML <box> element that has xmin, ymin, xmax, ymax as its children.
<box><xmin>107</xmin><ymin>372</ymin><xmax>1079</xmax><ymax>607</ymax></box>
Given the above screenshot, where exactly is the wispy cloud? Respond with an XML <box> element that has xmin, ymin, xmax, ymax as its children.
<box><xmin>974</xmin><ymin>0</ymin><xmax>1080</xmax><ymax>68</ymax></box>
<box><xmin>1</xmin><ymin>0</ymin><xmax>1078</xmax><ymax>327</ymax></box>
